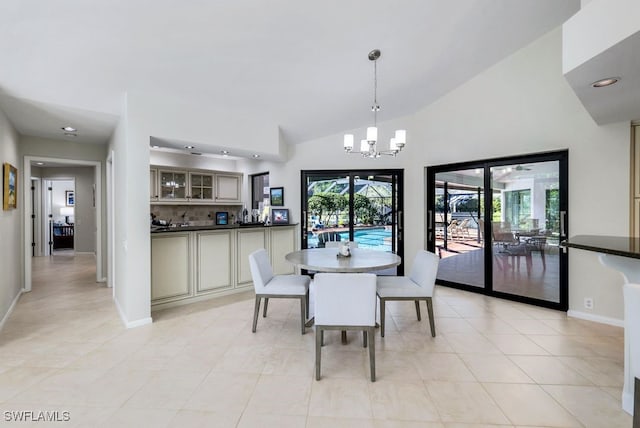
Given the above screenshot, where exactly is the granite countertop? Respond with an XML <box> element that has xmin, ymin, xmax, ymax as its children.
<box><xmin>561</xmin><ymin>235</ymin><xmax>640</xmax><ymax>259</ymax></box>
<box><xmin>151</xmin><ymin>223</ymin><xmax>297</xmax><ymax>233</ymax></box>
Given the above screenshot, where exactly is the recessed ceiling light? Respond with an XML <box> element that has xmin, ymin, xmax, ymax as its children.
<box><xmin>61</xmin><ymin>126</ymin><xmax>77</xmax><ymax>132</ymax></box>
<box><xmin>221</xmin><ymin>150</ymin><xmax>230</xmax><ymax>155</ymax></box>
<box><xmin>184</xmin><ymin>145</ymin><xmax>195</xmax><ymax>149</ymax></box>
<box><xmin>252</xmin><ymin>154</ymin><xmax>260</xmax><ymax>158</ymax></box>
<box><xmin>64</xmin><ymin>132</ymin><xmax>77</xmax><ymax>137</ymax></box>
<box><xmin>36</xmin><ymin>162</ymin><xmax>44</xmax><ymax>165</ymax></box>
<box><xmin>592</xmin><ymin>77</ymin><xmax>619</xmax><ymax>88</ymax></box>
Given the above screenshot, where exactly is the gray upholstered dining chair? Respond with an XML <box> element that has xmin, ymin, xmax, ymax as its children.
<box><xmin>376</xmin><ymin>250</ymin><xmax>439</xmax><ymax>337</ymax></box>
<box><xmin>248</xmin><ymin>248</ymin><xmax>310</xmax><ymax>334</ymax></box>
<box><xmin>314</xmin><ymin>272</ymin><xmax>377</xmax><ymax>381</ymax></box>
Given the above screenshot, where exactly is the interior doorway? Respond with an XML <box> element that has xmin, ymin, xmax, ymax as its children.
<box><xmin>22</xmin><ymin>156</ymin><xmax>104</xmax><ymax>293</ymax></box>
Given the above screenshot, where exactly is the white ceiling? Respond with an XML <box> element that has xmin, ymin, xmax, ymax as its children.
<box><xmin>0</xmin><ymin>0</ymin><xmax>580</xmax><ymax>150</ymax></box>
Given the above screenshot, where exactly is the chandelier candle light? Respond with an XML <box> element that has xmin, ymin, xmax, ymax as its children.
<box><xmin>344</xmin><ymin>49</ymin><xmax>406</xmax><ymax>158</ymax></box>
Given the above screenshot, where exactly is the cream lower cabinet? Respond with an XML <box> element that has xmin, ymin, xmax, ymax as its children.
<box><xmin>151</xmin><ymin>225</ymin><xmax>297</xmax><ymax>308</ymax></box>
<box><xmin>237</xmin><ymin>229</ymin><xmax>268</xmax><ymax>287</ymax></box>
<box><xmin>270</xmin><ymin>226</ymin><xmax>296</xmax><ymax>275</ymax></box>
<box><xmin>196</xmin><ymin>230</ymin><xmax>233</xmax><ymax>293</ymax></box>
<box><xmin>151</xmin><ymin>232</ymin><xmax>191</xmax><ymax>301</ymax></box>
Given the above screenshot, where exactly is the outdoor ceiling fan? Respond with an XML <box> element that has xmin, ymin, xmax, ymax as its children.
<box><xmin>514</xmin><ymin>165</ymin><xmax>532</xmax><ymax>171</ymax></box>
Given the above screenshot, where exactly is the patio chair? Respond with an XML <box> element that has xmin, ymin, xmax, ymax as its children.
<box><xmin>376</xmin><ymin>250</ymin><xmax>439</xmax><ymax>337</ymax></box>
<box><xmin>249</xmin><ymin>249</ymin><xmax>310</xmax><ymax>334</ymax></box>
<box><xmin>314</xmin><ymin>273</ymin><xmax>377</xmax><ymax>381</ymax></box>
<box><xmin>317</xmin><ymin>231</ymin><xmax>342</xmax><ymax>248</ymax></box>
<box><xmin>324</xmin><ymin>241</ymin><xmax>359</xmax><ymax>248</ymax></box>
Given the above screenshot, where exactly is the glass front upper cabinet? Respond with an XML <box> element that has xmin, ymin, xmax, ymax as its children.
<box><xmin>159</xmin><ymin>170</ymin><xmax>187</xmax><ymax>200</ymax></box>
<box><xmin>189</xmin><ymin>173</ymin><xmax>214</xmax><ymax>200</ymax></box>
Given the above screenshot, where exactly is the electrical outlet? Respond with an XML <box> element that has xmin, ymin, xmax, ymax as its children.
<box><xmin>584</xmin><ymin>297</ymin><xmax>594</xmax><ymax>310</ymax></box>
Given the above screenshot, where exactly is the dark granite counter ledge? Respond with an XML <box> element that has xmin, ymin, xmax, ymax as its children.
<box><xmin>561</xmin><ymin>235</ymin><xmax>640</xmax><ymax>259</ymax></box>
<box><xmin>151</xmin><ymin>223</ymin><xmax>298</xmax><ymax>233</ymax></box>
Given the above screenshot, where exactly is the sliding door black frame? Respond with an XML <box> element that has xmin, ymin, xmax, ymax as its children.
<box><xmin>426</xmin><ymin>150</ymin><xmax>568</xmax><ymax>311</ymax></box>
<box><xmin>301</xmin><ymin>169</ymin><xmax>404</xmax><ymax>275</ymax></box>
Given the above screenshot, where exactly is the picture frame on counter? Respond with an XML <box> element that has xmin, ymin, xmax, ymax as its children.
<box><xmin>271</xmin><ymin>208</ymin><xmax>289</xmax><ymax>225</ymax></box>
<box><xmin>269</xmin><ymin>187</ymin><xmax>284</xmax><ymax>206</ymax></box>
<box><xmin>215</xmin><ymin>212</ymin><xmax>228</xmax><ymax>225</ymax></box>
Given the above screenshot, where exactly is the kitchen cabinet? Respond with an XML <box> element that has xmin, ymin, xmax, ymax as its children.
<box><xmin>150</xmin><ymin>168</ymin><xmax>159</xmax><ymax>201</ymax></box>
<box><xmin>150</xmin><ymin>165</ymin><xmax>242</xmax><ymax>205</ymax></box>
<box><xmin>151</xmin><ymin>232</ymin><xmax>191</xmax><ymax>301</ymax></box>
<box><xmin>197</xmin><ymin>230</ymin><xmax>233</xmax><ymax>292</ymax></box>
<box><xmin>215</xmin><ymin>173</ymin><xmax>242</xmax><ymax>203</ymax></box>
<box><xmin>190</xmin><ymin>172</ymin><xmax>214</xmax><ymax>201</ymax></box>
<box><xmin>151</xmin><ymin>225</ymin><xmax>297</xmax><ymax>309</ymax></box>
<box><xmin>159</xmin><ymin>170</ymin><xmax>188</xmax><ymax>201</ymax></box>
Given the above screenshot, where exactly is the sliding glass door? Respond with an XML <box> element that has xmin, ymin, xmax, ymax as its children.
<box><xmin>301</xmin><ymin>169</ymin><xmax>404</xmax><ymax>274</ymax></box>
<box><xmin>427</xmin><ymin>151</ymin><xmax>568</xmax><ymax>310</ymax></box>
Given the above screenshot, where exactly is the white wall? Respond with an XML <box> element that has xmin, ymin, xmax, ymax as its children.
<box><xmin>0</xmin><ymin>108</ymin><xmax>22</xmax><ymax>326</ymax></box>
<box><xmin>238</xmin><ymin>28</ymin><xmax>630</xmax><ymax>322</ymax></box>
<box><xmin>51</xmin><ymin>179</ymin><xmax>75</xmax><ymax>224</ymax></box>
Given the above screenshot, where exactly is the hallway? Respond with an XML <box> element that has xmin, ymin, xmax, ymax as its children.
<box><xmin>0</xmin><ymin>253</ymin><xmax>631</xmax><ymax>427</ymax></box>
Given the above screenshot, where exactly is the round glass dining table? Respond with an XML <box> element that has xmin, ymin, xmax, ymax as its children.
<box><xmin>285</xmin><ymin>247</ymin><xmax>401</xmax><ymax>273</ymax></box>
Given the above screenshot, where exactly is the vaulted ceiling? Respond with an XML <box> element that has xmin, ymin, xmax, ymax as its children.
<box><xmin>0</xmin><ymin>1</ymin><xmax>581</xmax><ymax>148</ymax></box>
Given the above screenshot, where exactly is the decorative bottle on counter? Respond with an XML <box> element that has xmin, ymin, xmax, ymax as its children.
<box><xmin>242</xmin><ymin>205</ymin><xmax>249</xmax><ymax>223</ymax></box>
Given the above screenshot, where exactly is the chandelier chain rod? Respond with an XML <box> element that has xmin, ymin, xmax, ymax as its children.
<box><xmin>373</xmin><ymin>58</ymin><xmax>378</xmax><ymax>127</ymax></box>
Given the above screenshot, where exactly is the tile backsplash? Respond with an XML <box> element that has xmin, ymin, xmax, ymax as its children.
<box><xmin>151</xmin><ymin>204</ymin><xmax>244</xmax><ymax>225</ymax></box>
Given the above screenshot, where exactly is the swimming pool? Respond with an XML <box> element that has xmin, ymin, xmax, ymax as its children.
<box><xmin>308</xmin><ymin>227</ymin><xmax>392</xmax><ymax>251</ymax></box>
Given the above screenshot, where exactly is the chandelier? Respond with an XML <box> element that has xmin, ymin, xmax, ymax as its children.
<box><xmin>344</xmin><ymin>49</ymin><xmax>406</xmax><ymax>158</ymax></box>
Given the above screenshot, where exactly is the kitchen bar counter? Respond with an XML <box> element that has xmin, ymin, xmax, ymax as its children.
<box><xmin>151</xmin><ymin>223</ymin><xmax>298</xmax><ymax>233</ymax></box>
<box><xmin>561</xmin><ymin>235</ymin><xmax>640</xmax><ymax>259</ymax></box>
<box><xmin>562</xmin><ymin>235</ymin><xmax>640</xmax><ymax>419</ymax></box>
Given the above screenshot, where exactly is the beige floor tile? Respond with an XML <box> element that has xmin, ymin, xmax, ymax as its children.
<box><xmin>369</xmin><ymin>379</ymin><xmax>440</xmax><ymax>422</ymax></box>
<box><xmin>375</xmin><ymin>421</ymin><xmax>444</xmax><ymax>428</ymax></box>
<box><xmin>262</xmin><ymin>347</ymin><xmax>314</xmax><ymax>376</ymax></box>
<box><xmin>483</xmin><ymin>334</ymin><xmax>550</xmax><ymax>356</ymax></box>
<box><xmin>503</xmin><ymin>319</ymin><xmax>560</xmax><ymax>335</ymax></box>
<box><xmin>444</xmin><ymin>424</ymin><xmax>515</xmax><ymax>428</ymax></box>
<box><xmin>425</xmin><ymin>381</ymin><xmax>510</xmax><ymax>425</ymax></box>
<box><xmin>443</xmin><ymin>333</ymin><xmax>502</xmax><ymax>354</ymax></box>
<box><xmin>98</xmin><ymin>407</ymin><xmax>177</xmax><ymax>428</ymax></box>
<box><xmin>0</xmin><ymin>367</ymin><xmax>58</xmax><ymax>402</ymax></box>
<box><xmin>316</xmin><ymin>347</ymin><xmax>370</xmax><ymax>380</ymax></box>
<box><xmin>243</xmin><ymin>374</ymin><xmax>312</xmax><ymax>416</ymax></box>
<box><xmin>483</xmin><ymin>383</ymin><xmax>582</xmax><ymax>427</ymax></box>
<box><xmin>373</xmin><ymin>351</ymin><xmax>421</xmax><ymax>382</ymax></box>
<box><xmin>398</xmin><ymin>333</ymin><xmax>454</xmax><ymax>353</ymax></box>
<box><xmin>460</xmin><ymin>354</ymin><xmax>533</xmax><ymax>383</ymax></box>
<box><xmin>211</xmin><ymin>343</ymin><xmax>272</xmax><ymax>374</ymax></box>
<box><xmin>306</xmin><ymin>416</ymin><xmax>375</xmax><ymax>428</ymax></box>
<box><xmin>237</xmin><ymin>412</ymin><xmax>307</xmax><ymax>428</ymax></box>
<box><xmin>182</xmin><ymin>372</ymin><xmax>258</xmax><ymax>415</ymax></box>
<box><xmin>556</xmin><ymin>356</ymin><xmax>623</xmax><ymax>387</ymax></box>
<box><xmin>527</xmin><ymin>334</ymin><xmax>601</xmax><ymax>357</ymax></box>
<box><xmin>167</xmin><ymin>409</ymin><xmax>239</xmax><ymax>428</ymax></box>
<box><xmin>600</xmin><ymin>386</ymin><xmax>623</xmax><ymax>401</ymax></box>
<box><xmin>467</xmin><ymin>317</ymin><xmax>520</xmax><ymax>334</ymax></box>
<box><xmin>414</xmin><ymin>353</ymin><xmax>475</xmax><ymax>382</ymax></box>
<box><xmin>308</xmin><ymin>378</ymin><xmax>373</xmax><ymax>419</ymax></box>
<box><xmin>123</xmin><ymin>369</ymin><xmax>209</xmax><ymax>409</ymax></box>
<box><xmin>543</xmin><ymin>384</ymin><xmax>632</xmax><ymax>428</ymax></box>
<box><xmin>509</xmin><ymin>355</ymin><xmax>592</xmax><ymax>385</ymax></box>
<box><xmin>433</xmin><ymin>318</ymin><xmax>478</xmax><ymax>334</ymax></box>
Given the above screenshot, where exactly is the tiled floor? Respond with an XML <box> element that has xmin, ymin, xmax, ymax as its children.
<box><xmin>0</xmin><ymin>253</ymin><xmax>631</xmax><ymax>427</ymax></box>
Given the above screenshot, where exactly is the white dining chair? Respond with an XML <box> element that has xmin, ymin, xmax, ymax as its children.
<box><xmin>249</xmin><ymin>248</ymin><xmax>310</xmax><ymax>334</ymax></box>
<box><xmin>314</xmin><ymin>273</ymin><xmax>377</xmax><ymax>381</ymax></box>
<box><xmin>376</xmin><ymin>250</ymin><xmax>439</xmax><ymax>337</ymax></box>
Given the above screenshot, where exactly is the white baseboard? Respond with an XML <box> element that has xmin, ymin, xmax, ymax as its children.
<box><xmin>114</xmin><ymin>296</ymin><xmax>153</xmax><ymax>329</ymax></box>
<box><xmin>567</xmin><ymin>309</ymin><xmax>624</xmax><ymax>327</ymax></box>
<box><xmin>98</xmin><ymin>277</ymin><xmax>107</xmax><ymax>283</ymax></box>
<box><xmin>0</xmin><ymin>290</ymin><xmax>24</xmax><ymax>332</ymax></box>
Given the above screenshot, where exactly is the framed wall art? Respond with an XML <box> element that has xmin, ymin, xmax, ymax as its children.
<box><xmin>3</xmin><ymin>162</ymin><xmax>17</xmax><ymax>210</ymax></box>
<box><xmin>269</xmin><ymin>187</ymin><xmax>284</xmax><ymax>206</ymax></box>
<box><xmin>65</xmin><ymin>190</ymin><xmax>75</xmax><ymax>206</ymax></box>
<box><xmin>271</xmin><ymin>208</ymin><xmax>289</xmax><ymax>225</ymax></box>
